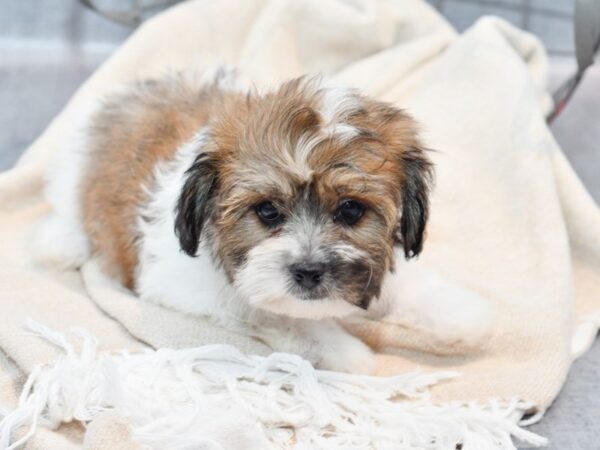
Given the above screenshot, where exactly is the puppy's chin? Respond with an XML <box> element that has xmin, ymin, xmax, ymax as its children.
<box><xmin>251</xmin><ymin>295</ymin><xmax>359</xmax><ymax>320</ymax></box>
<box><xmin>231</xmin><ymin>236</ymin><xmax>363</xmax><ymax>319</ymax></box>
<box><xmin>234</xmin><ymin>265</ymin><xmax>360</xmax><ymax>319</ymax></box>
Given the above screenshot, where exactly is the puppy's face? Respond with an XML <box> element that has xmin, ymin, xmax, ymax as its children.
<box><xmin>175</xmin><ymin>78</ymin><xmax>432</xmax><ymax>319</ymax></box>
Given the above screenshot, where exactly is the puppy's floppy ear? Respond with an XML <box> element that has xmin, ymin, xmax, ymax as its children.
<box><xmin>363</xmin><ymin>102</ymin><xmax>433</xmax><ymax>258</ymax></box>
<box><xmin>174</xmin><ymin>151</ymin><xmax>219</xmax><ymax>257</ymax></box>
<box><xmin>397</xmin><ymin>144</ymin><xmax>432</xmax><ymax>258</ymax></box>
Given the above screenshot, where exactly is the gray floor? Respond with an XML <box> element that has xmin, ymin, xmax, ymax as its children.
<box><xmin>0</xmin><ymin>1</ymin><xmax>599</xmax><ymax>449</ymax></box>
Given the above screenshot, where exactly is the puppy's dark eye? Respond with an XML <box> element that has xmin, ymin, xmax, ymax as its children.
<box><xmin>255</xmin><ymin>201</ymin><xmax>284</xmax><ymax>227</ymax></box>
<box><xmin>334</xmin><ymin>200</ymin><xmax>365</xmax><ymax>226</ymax></box>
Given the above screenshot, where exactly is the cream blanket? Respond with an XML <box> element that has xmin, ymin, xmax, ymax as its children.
<box><xmin>1</xmin><ymin>0</ymin><xmax>600</xmax><ymax>448</ymax></box>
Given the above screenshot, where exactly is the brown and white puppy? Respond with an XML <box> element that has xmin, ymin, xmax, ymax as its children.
<box><xmin>40</xmin><ymin>69</ymin><xmax>488</xmax><ymax>372</ymax></box>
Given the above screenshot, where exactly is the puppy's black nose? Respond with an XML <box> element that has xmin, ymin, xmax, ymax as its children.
<box><xmin>290</xmin><ymin>263</ymin><xmax>325</xmax><ymax>290</ymax></box>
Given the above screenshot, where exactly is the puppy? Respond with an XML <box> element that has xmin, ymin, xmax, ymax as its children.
<box><xmin>40</xmin><ymin>69</ymin><xmax>438</xmax><ymax>373</ymax></box>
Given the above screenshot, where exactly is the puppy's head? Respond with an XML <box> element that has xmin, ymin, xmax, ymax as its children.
<box><xmin>175</xmin><ymin>77</ymin><xmax>432</xmax><ymax>319</ymax></box>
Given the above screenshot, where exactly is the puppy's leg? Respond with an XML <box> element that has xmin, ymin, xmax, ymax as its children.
<box><xmin>253</xmin><ymin>317</ymin><xmax>376</xmax><ymax>374</ymax></box>
<box><xmin>305</xmin><ymin>320</ymin><xmax>375</xmax><ymax>374</ymax></box>
<box><xmin>365</xmin><ymin>259</ymin><xmax>495</xmax><ymax>355</ymax></box>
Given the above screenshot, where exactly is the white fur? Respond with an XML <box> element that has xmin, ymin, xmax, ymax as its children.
<box><xmin>291</xmin><ymin>124</ymin><xmax>358</xmax><ymax>180</ymax></box>
<box><xmin>287</xmin><ymin>84</ymin><xmax>361</xmax><ymax>180</ymax></box>
<box><xmin>319</xmin><ymin>86</ymin><xmax>362</xmax><ymax>124</ymax></box>
<box><xmin>318</xmin><ymin>86</ymin><xmax>361</xmax><ymax>142</ymax></box>
<box><xmin>34</xmin><ymin>106</ymin><xmax>95</xmax><ymax>269</ymax></box>
<box><xmin>135</xmin><ymin>128</ymin><xmax>234</xmax><ymax>319</ymax></box>
<box><xmin>292</xmin><ymin>132</ymin><xmax>321</xmax><ymax>178</ymax></box>
<box><xmin>250</xmin><ymin>316</ymin><xmax>375</xmax><ymax>374</ymax></box>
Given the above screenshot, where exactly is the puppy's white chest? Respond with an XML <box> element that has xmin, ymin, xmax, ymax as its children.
<box><xmin>137</xmin><ymin>235</ymin><xmax>230</xmax><ymax>317</ymax></box>
<box><xmin>134</xmin><ymin>135</ymin><xmax>233</xmax><ymax>317</ymax></box>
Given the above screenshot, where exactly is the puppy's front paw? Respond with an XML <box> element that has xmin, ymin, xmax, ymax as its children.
<box><xmin>317</xmin><ymin>338</ymin><xmax>375</xmax><ymax>375</ymax></box>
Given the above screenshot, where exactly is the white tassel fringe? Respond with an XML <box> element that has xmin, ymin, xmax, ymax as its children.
<box><xmin>0</xmin><ymin>321</ymin><xmax>547</xmax><ymax>449</ymax></box>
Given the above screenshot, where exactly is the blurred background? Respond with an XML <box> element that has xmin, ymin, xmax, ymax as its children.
<box><xmin>1</xmin><ymin>0</ymin><xmax>599</xmax><ymax>204</ymax></box>
<box><xmin>0</xmin><ymin>1</ymin><xmax>598</xmax><ymax>448</ymax></box>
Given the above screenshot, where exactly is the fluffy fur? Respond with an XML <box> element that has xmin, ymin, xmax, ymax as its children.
<box><xmin>39</xmin><ymin>69</ymin><xmax>492</xmax><ymax>373</ymax></box>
